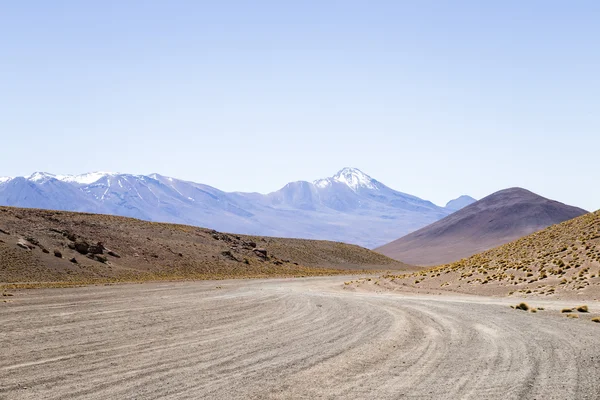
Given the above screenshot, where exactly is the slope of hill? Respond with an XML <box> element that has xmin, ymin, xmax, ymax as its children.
<box><xmin>372</xmin><ymin>210</ymin><xmax>600</xmax><ymax>299</ymax></box>
<box><xmin>0</xmin><ymin>206</ymin><xmax>411</xmax><ymax>287</ymax></box>
<box><xmin>376</xmin><ymin>188</ymin><xmax>587</xmax><ymax>266</ymax></box>
<box><xmin>0</xmin><ymin>168</ymin><xmax>472</xmax><ymax>248</ymax></box>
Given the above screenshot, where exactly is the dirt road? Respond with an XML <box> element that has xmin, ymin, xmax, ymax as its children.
<box><xmin>1</xmin><ymin>277</ymin><xmax>599</xmax><ymax>399</ymax></box>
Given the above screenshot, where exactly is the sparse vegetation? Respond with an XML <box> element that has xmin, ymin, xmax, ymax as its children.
<box><xmin>380</xmin><ymin>210</ymin><xmax>600</xmax><ymax>298</ymax></box>
<box><xmin>0</xmin><ymin>206</ymin><xmax>411</xmax><ymax>287</ymax></box>
<box><xmin>515</xmin><ymin>302</ymin><xmax>529</xmax><ymax>311</ymax></box>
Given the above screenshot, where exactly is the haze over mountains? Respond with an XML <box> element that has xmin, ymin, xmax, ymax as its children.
<box><xmin>377</xmin><ymin>188</ymin><xmax>588</xmax><ymax>266</ymax></box>
<box><xmin>0</xmin><ymin>168</ymin><xmax>471</xmax><ymax>248</ymax></box>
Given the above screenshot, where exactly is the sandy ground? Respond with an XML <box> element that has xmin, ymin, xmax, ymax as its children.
<box><xmin>1</xmin><ymin>276</ymin><xmax>600</xmax><ymax>399</ymax></box>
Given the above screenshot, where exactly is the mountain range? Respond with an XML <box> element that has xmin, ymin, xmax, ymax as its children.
<box><xmin>0</xmin><ymin>168</ymin><xmax>475</xmax><ymax>248</ymax></box>
<box><xmin>376</xmin><ymin>187</ymin><xmax>588</xmax><ymax>265</ymax></box>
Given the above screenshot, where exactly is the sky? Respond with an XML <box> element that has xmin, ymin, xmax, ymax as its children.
<box><xmin>1</xmin><ymin>1</ymin><xmax>599</xmax><ymax>211</ymax></box>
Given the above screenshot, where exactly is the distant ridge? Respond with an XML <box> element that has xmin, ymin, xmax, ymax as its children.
<box><xmin>376</xmin><ymin>188</ymin><xmax>588</xmax><ymax>266</ymax></box>
<box><xmin>445</xmin><ymin>195</ymin><xmax>476</xmax><ymax>211</ymax></box>
<box><xmin>0</xmin><ymin>168</ymin><xmax>472</xmax><ymax>248</ymax></box>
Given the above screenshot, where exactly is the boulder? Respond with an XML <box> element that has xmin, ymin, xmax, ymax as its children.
<box><xmin>253</xmin><ymin>248</ymin><xmax>268</xmax><ymax>258</ymax></box>
<box><xmin>17</xmin><ymin>240</ymin><xmax>31</xmax><ymax>250</ymax></box>
<box><xmin>26</xmin><ymin>237</ymin><xmax>41</xmax><ymax>246</ymax></box>
<box><xmin>221</xmin><ymin>250</ymin><xmax>238</xmax><ymax>261</ymax></box>
<box><xmin>64</xmin><ymin>231</ymin><xmax>77</xmax><ymax>242</ymax></box>
<box><xmin>88</xmin><ymin>243</ymin><xmax>104</xmax><ymax>255</ymax></box>
<box><xmin>54</xmin><ymin>250</ymin><xmax>62</xmax><ymax>258</ymax></box>
<box><xmin>74</xmin><ymin>240</ymin><xmax>89</xmax><ymax>254</ymax></box>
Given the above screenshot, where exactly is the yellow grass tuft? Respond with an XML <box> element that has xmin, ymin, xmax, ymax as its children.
<box><xmin>515</xmin><ymin>302</ymin><xmax>529</xmax><ymax>311</ymax></box>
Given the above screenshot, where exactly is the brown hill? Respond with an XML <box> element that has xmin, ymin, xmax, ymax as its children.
<box><xmin>371</xmin><ymin>209</ymin><xmax>600</xmax><ymax>299</ymax></box>
<box><xmin>376</xmin><ymin>188</ymin><xmax>587</xmax><ymax>266</ymax></box>
<box><xmin>0</xmin><ymin>206</ymin><xmax>411</xmax><ymax>287</ymax></box>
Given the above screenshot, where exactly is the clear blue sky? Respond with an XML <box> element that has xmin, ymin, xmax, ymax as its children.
<box><xmin>1</xmin><ymin>1</ymin><xmax>599</xmax><ymax>211</ymax></box>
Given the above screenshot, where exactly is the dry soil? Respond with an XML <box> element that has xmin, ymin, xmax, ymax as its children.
<box><xmin>1</xmin><ymin>276</ymin><xmax>599</xmax><ymax>399</ymax></box>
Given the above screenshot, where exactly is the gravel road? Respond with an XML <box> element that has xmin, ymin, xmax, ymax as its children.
<box><xmin>1</xmin><ymin>277</ymin><xmax>599</xmax><ymax>399</ymax></box>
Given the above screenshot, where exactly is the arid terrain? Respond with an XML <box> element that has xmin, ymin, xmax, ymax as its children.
<box><xmin>0</xmin><ymin>206</ymin><xmax>410</xmax><ymax>287</ymax></box>
<box><xmin>363</xmin><ymin>210</ymin><xmax>600</xmax><ymax>300</ymax></box>
<box><xmin>1</xmin><ymin>276</ymin><xmax>599</xmax><ymax>399</ymax></box>
<box><xmin>376</xmin><ymin>188</ymin><xmax>587</xmax><ymax>266</ymax></box>
<box><xmin>2</xmin><ymin>206</ymin><xmax>600</xmax><ymax>399</ymax></box>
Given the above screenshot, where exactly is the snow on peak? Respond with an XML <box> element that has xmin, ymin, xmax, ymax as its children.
<box><xmin>149</xmin><ymin>173</ymin><xmax>174</xmax><ymax>182</ymax></box>
<box><xmin>56</xmin><ymin>172</ymin><xmax>116</xmax><ymax>185</ymax></box>
<box><xmin>0</xmin><ymin>176</ymin><xmax>12</xmax><ymax>184</ymax></box>
<box><xmin>27</xmin><ymin>172</ymin><xmax>57</xmax><ymax>182</ymax></box>
<box><xmin>314</xmin><ymin>167</ymin><xmax>378</xmax><ymax>191</ymax></box>
<box><xmin>314</xmin><ymin>178</ymin><xmax>331</xmax><ymax>188</ymax></box>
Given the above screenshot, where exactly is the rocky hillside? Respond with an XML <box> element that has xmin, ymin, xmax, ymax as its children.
<box><xmin>375</xmin><ymin>210</ymin><xmax>600</xmax><ymax>299</ymax></box>
<box><xmin>377</xmin><ymin>188</ymin><xmax>587</xmax><ymax>265</ymax></box>
<box><xmin>0</xmin><ymin>206</ymin><xmax>411</xmax><ymax>287</ymax></box>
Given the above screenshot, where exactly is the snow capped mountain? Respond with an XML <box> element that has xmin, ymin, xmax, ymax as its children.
<box><xmin>56</xmin><ymin>172</ymin><xmax>117</xmax><ymax>185</ymax></box>
<box><xmin>314</xmin><ymin>167</ymin><xmax>378</xmax><ymax>191</ymax></box>
<box><xmin>26</xmin><ymin>172</ymin><xmax>57</xmax><ymax>183</ymax></box>
<box><xmin>0</xmin><ymin>168</ymin><xmax>470</xmax><ymax>248</ymax></box>
<box><xmin>0</xmin><ymin>177</ymin><xmax>12</xmax><ymax>184</ymax></box>
<box><xmin>23</xmin><ymin>171</ymin><xmax>118</xmax><ymax>186</ymax></box>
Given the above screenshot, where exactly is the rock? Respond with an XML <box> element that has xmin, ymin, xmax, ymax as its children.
<box><xmin>26</xmin><ymin>237</ymin><xmax>41</xmax><ymax>246</ymax></box>
<box><xmin>74</xmin><ymin>240</ymin><xmax>89</xmax><ymax>255</ymax></box>
<box><xmin>17</xmin><ymin>241</ymin><xmax>31</xmax><ymax>250</ymax></box>
<box><xmin>221</xmin><ymin>250</ymin><xmax>238</xmax><ymax>261</ymax></box>
<box><xmin>42</xmin><ymin>248</ymin><xmax>50</xmax><ymax>254</ymax></box>
<box><xmin>63</xmin><ymin>231</ymin><xmax>77</xmax><ymax>242</ymax></box>
<box><xmin>94</xmin><ymin>255</ymin><xmax>108</xmax><ymax>263</ymax></box>
<box><xmin>253</xmin><ymin>248</ymin><xmax>268</xmax><ymax>258</ymax></box>
<box><xmin>247</xmin><ymin>241</ymin><xmax>257</xmax><ymax>248</ymax></box>
<box><xmin>54</xmin><ymin>250</ymin><xmax>62</xmax><ymax>258</ymax></box>
<box><xmin>0</xmin><ymin>228</ymin><xmax>9</xmax><ymax>235</ymax></box>
<box><xmin>67</xmin><ymin>242</ymin><xmax>76</xmax><ymax>250</ymax></box>
<box><xmin>107</xmin><ymin>250</ymin><xmax>121</xmax><ymax>258</ymax></box>
<box><xmin>69</xmin><ymin>257</ymin><xmax>78</xmax><ymax>264</ymax></box>
<box><xmin>88</xmin><ymin>243</ymin><xmax>104</xmax><ymax>255</ymax></box>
